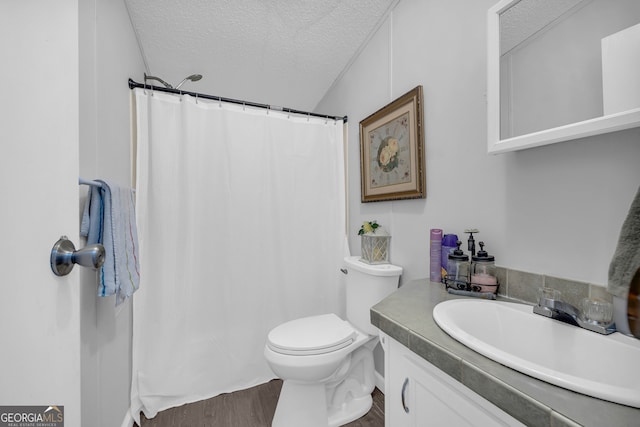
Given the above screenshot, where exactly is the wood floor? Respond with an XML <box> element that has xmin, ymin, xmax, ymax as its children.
<box><xmin>137</xmin><ymin>379</ymin><xmax>385</xmax><ymax>427</ymax></box>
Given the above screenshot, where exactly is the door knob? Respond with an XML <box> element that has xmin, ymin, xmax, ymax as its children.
<box><xmin>50</xmin><ymin>236</ymin><xmax>105</xmax><ymax>276</ymax></box>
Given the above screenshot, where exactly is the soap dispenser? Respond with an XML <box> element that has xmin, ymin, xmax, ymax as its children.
<box><xmin>445</xmin><ymin>241</ymin><xmax>470</xmax><ymax>290</ymax></box>
<box><xmin>470</xmin><ymin>242</ymin><xmax>498</xmax><ymax>293</ymax></box>
<box><xmin>464</xmin><ymin>228</ymin><xmax>479</xmax><ymax>257</ymax></box>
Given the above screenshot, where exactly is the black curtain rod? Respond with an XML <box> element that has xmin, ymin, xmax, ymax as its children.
<box><xmin>128</xmin><ymin>79</ymin><xmax>347</xmax><ymax>123</ymax></box>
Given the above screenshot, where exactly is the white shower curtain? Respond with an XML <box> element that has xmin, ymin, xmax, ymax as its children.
<box><xmin>129</xmin><ymin>89</ymin><xmax>347</xmax><ymax>422</ymax></box>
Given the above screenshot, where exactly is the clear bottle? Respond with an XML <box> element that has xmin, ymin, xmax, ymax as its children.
<box><xmin>470</xmin><ymin>242</ymin><xmax>497</xmax><ymax>293</ymax></box>
<box><xmin>441</xmin><ymin>234</ymin><xmax>459</xmax><ymax>281</ymax></box>
<box><xmin>446</xmin><ymin>241</ymin><xmax>469</xmax><ymax>290</ymax></box>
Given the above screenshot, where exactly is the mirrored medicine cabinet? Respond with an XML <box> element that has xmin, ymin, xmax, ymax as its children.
<box><xmin>487</xmin><ymin>0</ymin><xmax>640</xmax><ymax>154</ymax></box>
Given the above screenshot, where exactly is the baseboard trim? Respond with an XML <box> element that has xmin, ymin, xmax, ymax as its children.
<box><xmin>120</xmin><ymin>410</ymin><xmax>134</xmax><ymax>427</ymax></box>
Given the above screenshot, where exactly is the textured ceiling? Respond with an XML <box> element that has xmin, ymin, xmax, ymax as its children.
<box><xmin>500</xmin><ymin>0</ymin><xmax>587</xmax><ymax>54</ymax></box>
<box><xmin>125</xmin><ymin>0</ymin><xmax>398</xmax><ymax>112</ymax></box>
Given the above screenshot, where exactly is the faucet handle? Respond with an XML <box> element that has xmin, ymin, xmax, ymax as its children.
<box><xmin>581</xmin><ymin>298</ymin><xmax>613</xmax><ymax>325</ymax></box>
<box><xmin>537</xmin><ymin>287</ymin><xmax>561</xmax><ymax>307</ymax></box>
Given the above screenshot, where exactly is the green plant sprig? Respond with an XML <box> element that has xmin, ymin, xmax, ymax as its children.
<box><xmin>358</xmin><ymin>221</ymin><xmax>380</xmax><ymax>235</ymax></box>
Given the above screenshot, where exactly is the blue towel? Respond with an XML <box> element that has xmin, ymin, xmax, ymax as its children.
<box><xmin>81</xmin><ymin>185</ymin><xmax>103</xmax><ymax>245</ymax></box>
<box><xmin>81</xmin><ymin>180</ymin><xmax>140</xmax><ymax>306</ymax></box>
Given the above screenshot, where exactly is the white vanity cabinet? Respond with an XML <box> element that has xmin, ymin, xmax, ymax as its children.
<box><xmin>382</xmin><ymin>333</ymin><xmax>525</xmax><ymax>427</ymax></box>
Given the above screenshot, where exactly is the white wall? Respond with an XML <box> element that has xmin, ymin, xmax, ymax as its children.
<box><xmin>0</xmin><ymin>1</ymin><xmax>81</xmax><ymax>425</ymax></box>
<box><xmin>317</xmin><ymin>0</ymin><xmax>640</xmax><ymax>287</ymax></box>
<box><xmin>79</xmin><ymin>0</ymin><xmax>145</xmax><ymax>426</ymax></box>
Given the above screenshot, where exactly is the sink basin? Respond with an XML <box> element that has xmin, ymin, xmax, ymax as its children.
<box><xmin>433</xmin><ymin>299</ymin><xmax>640</xmax><ymax>408</ymax></box>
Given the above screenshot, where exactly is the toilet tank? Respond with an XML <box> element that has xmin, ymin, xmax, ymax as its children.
<box><xmin>343</xmin><ymin>256</ymin><xmax>402</xmax><ymax>335</ymax></box>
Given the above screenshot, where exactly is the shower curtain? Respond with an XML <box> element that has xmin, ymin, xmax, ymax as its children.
<box><xmin>129</xmin><ymin>89</ymin><xmax>347</xmax><ymax>422</ymax></box>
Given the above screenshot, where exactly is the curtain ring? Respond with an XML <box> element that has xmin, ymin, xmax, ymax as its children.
<box><xmin>195</xmin><ymin>93</ymin><xmax>198</xmax><ymax>104</ymax></box>
<box><xmin>307</xmin><ymin>113</ymin><xmax>310</xmax><ymax>122</ymax></box>
<box><xmin>267</xmin><ymin>105</ymin><xmax>270</xmax><ymax>115</ymax></box>
<box><xmin>242</xmin><ymin>102</ymin><xmax>245</xmax><ymax>111</ymax></box>
<box><xmin>219</xmin><ymin>97</ymin><xmax>222</xmax><ymax>108</ymax></box>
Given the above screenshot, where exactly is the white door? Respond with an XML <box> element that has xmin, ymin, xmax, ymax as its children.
<box><xmin>0</xmin><ymin>1</ymin><xmax>82</xmax><ymax>425</ymax></box>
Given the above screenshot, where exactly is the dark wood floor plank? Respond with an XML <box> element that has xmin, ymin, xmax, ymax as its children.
<box><xmin>138</xmin><ymin>379</ymin><xmax>384</xmax><ymax>427</ymax></box>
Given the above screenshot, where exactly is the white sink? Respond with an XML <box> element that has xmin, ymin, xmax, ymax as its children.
<box><xmin>433</xmin><ymin>299</ymin><xmax>640</xmax><ymax>408</ymax></box>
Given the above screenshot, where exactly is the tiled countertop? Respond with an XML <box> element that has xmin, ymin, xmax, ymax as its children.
<box><xmin>370</xmin><ymin>279</ymin><xmax>640</xmax><ymax>427</ymax></box>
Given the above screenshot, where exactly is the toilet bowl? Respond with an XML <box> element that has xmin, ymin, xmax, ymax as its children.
<box><xmin>264</xmin><ymin>256</ymin><xmax>402</xmax><ymax>427</ymax></box>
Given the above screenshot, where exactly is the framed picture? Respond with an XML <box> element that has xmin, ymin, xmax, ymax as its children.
<box><xmin>359</xmin><ymin>86</ymin><xmax>425</xmax><ymax>202</ymax></box>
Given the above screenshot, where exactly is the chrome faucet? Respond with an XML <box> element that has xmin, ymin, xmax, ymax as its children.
<box><xmin>533</xmin><ymin>288</ymin><xmax>616</xmax><ymax>335</ymax></box>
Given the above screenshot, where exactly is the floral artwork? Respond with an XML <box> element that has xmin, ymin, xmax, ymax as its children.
<box><xmin>369</xmin><ymin>112</ymin><xmax>411</xmax><ymax>188</ymax></box>
<box><xmin>377</xmin><ymin>137</ymin><xmax>398</xmax><ymax>171</ymax></box>
<box><xmin>359</xmin><ymin>86</ymin><xmax>425</xmax><ymax>202</ymax></box>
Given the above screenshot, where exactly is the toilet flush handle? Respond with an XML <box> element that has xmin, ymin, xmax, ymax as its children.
<box><xmin>340</xmin><ymin>268</ymin><xmax>348</xmax><ymax>275</ymax></box>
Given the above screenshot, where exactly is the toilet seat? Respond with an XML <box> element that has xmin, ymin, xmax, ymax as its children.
<box><xmin>267</xmin><ymin>313</ymin><xmax>357</xmax><ymax>356</ymax></box>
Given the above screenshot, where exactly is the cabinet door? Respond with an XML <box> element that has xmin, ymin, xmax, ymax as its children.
<box><xmin>384</xmin><ymin>335</ymin><xmax>524</xmax><ymax>427</ymax></box>
<box><xmin>384</xmin><ymin>334</ymin><xmax>413</xmax><ymax>427</ymax></box>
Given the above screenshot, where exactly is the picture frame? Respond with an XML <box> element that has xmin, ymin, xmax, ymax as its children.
<box><xmin>359</xmin><ymin>86</ymin><xmax>425</xmax><ymax>202</ymax></box>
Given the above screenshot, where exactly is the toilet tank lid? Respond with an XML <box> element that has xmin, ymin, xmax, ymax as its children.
<box><xmin>344</xmin><ymin>256</ymin><xmax>403</xmax><ymax>277</ymax></box>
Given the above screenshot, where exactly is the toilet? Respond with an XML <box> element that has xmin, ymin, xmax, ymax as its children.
<box><xmin>264</xmin><ymin>256</ymin><xmax>402</xmax><ymax>427</ymax></box>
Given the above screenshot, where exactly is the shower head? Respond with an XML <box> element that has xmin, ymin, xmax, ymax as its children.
<box><xmin>144</xmin><ymin>72</ymin><xmax>173</xmax><ymax>88</ymax></box>
<box><xmin>174</xmin><ymin>74</ymin><xmax>203</xmax><ymax>89</ymax></box>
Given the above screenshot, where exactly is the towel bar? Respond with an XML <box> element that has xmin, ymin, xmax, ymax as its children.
<box><xmin>79</xmin><ymin>177</ymin><xmax>102</xmax><ymax>187</ymax></box>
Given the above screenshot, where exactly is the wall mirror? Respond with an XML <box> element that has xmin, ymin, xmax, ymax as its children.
<box><xmin>487</xmin><ymin>0</ymin><xmax>640</xmax><ymax>154</ymax></box>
